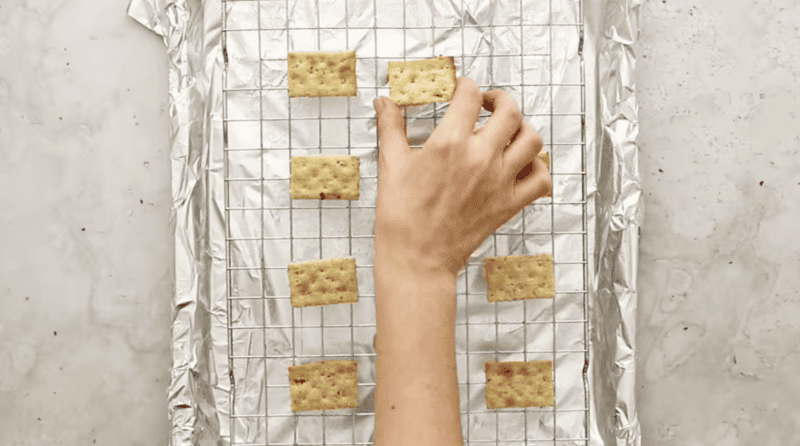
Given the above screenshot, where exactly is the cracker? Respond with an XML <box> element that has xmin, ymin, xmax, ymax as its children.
<box><xmin>290</xmin><ymin>155</ymin><xmax>360</xmax><ymax>200</ymax></box>
<box><xmin>538</xmin><ymin>152</ymin><xmax>552</xmax><ymax>197</ymax></box>
<box><xmin>387</xmin><ymin>56</ymin><xmax>457</xmax><ymax>106</ymax></box>
<box><xmin>538</xmin><ymin>152</ymin><xmax>550</xmax><ymax>171</ymax></box>
<box><xmin>484</xmin><ymin>360</ymin><xmax>554</xmax><ymax>409</ymax></box>
<box><xmin>289</xmin><ymin>360</ymin><xmax>359</xmax><ymax>412</ymax></box>
<box><xmin>288</xmin><ymin>51</ymin><xmax>357</xmax><ymax>97</ymax></box>
<box><xmin>483</xmin><ymin>254</ymin><xmax>554</xmax><ymax>303</ymax></box>
<box><xmin>288</xmin><ymin>258</ymin><xmax>359</xmax><ymax>308</ymax></box>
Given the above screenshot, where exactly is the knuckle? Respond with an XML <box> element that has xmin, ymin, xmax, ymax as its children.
<box><xmin>426</xmin><ymin>131</ymin><xmax>454</xmax><ymax>151</ymax></box>
<box><xmin>543</xmin><ymin>172</ymin><xmax>554</xmax><ymax>194</ymax></box>
<box><xmin>469</xmin><ymin>89</ymin><xmax>483</xmax><ymax>104</ymax></box>
<box><xmin>437</xmin><ymin>126</ymin><xmax>465</xmax><ymax>144</ymax></box>
<box><xmin>468</xmin><ymin>85</ymin><xmax>484</xmax><ymax>103</ymax></box>
<box><xmin>544</xmin><ymin>170</ymin><xmax>553</xmax><ymax>186</ymax></box>
<box><xmin>528</xmin><ymin>130</ymin><xmax>543</xmax><ymax>151</ymax></box>
<box><xmin>424</xmin><ymin>133</ymin><xmax>456</xmax><ymax>156</ymax></box>
<box><xmin>461</xmin><ymin>78</ymin><xmax>481</xmax><ymax>96</ymax></box>
<box><xmin>498</xmin><ymin>91</ymin><xmax>522</xmax><ymax>121</ymax></box>
<box><xmin>506</xmin><ymin>105</ymin><xmax>523</xmax><ymax>124</ymax></box>
<box><xmin>487</xmin><ymin>88</ymin><xmax>504</xmax><ymax>99</ymax></box>
<box><xmin>533</xmin><ymin>130</ymin><xmax>543</xmax><ymax>147</ymax></box>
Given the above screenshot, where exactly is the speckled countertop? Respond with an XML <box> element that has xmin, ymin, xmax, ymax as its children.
<box><xmin>636</xmin><ymin>0</ymin><xmax>800</xmax><ymax>445</ymax></box>
<box><xmin>1</xmin><ymin>0</ymin><xmax>798</xmax><ymax>445</ymax></box>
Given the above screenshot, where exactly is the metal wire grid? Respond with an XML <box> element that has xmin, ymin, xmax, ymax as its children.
<box><xmin>221</xmin><ymin>0</ymin><xmax>588</xmax><ymax>444</ymax></box>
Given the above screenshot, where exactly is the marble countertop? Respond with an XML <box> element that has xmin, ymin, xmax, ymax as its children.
<box><xmin>1</xmin><ymin>0</ymin><xmax>798</xmax><ymax>444</ymax></box>
<box><xmin>636</xmin><ymin>1</ymin><xmax>800</xmax><ymax>444</ymax></box>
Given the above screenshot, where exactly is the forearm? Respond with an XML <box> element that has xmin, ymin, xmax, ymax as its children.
<box><xmin>373</xmin><ymin>244</ymin><xmax>463</xmax><ymax>446</ymax></box>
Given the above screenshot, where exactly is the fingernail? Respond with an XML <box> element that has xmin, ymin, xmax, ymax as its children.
<box><xmin>374</xmin><ymin>98</ymin><xmax>384</xmax><ymax>111</ymax></box>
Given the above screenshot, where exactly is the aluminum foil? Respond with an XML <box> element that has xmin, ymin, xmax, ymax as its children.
<box><xmin>128</xmin><ymin>0</ymin><xmax>642</xmax><ymax>445</ymax></box>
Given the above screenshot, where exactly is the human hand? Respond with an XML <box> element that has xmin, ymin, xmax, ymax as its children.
<box><xmin>373</xmin><ymin>77</ymin><xmax>552</xmax><ymax>277</ymax></box>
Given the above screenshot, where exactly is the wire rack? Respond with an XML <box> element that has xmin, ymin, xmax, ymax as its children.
<box><xmin>221</xmin><ymin>0</ymin><xmax>588</xmax><ymax>444</ymax></box>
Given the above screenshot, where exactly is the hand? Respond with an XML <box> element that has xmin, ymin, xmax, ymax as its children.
<box><xmin>373</xmin><ymin>77</ymin><xmax>552</xmax><ymax>277</ymax></box>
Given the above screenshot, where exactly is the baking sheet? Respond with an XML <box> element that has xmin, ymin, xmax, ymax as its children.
<box><xmin>127</xmin><ymin>0</ymin><xmax>642</xmax><ymax>444</ymax></box>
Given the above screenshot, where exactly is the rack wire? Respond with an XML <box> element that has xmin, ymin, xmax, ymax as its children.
<box><xmin>221</xmin><ymin>0</ymin><xmax>588</xmax><ymax>444</ymax></box>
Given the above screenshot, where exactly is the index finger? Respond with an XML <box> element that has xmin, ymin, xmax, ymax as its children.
<box><xmin>480</xmin><ymin>89</ymin><xmax>523</xmax><ymax>152</ymax></box>
<box><xmin>436</xmin><ymin>77</ymin><xmax>483</xmax><ymax>140</ymax></box>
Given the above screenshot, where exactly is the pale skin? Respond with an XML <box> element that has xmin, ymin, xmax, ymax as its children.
<box><xmin>372</xmin><ymin>77</ymin><xmax>552</xmax><ymax>446</ymax></box>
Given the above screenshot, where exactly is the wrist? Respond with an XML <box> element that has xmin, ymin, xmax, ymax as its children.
<box><xmin>373</xmin><ymin>243</ymin><xmax>457</xmax><ymax>351</ymax></box>
<box><xmin>374</xmin><ymin>237</ymin><xmax>457</xmax><ymax>283</ymax></box>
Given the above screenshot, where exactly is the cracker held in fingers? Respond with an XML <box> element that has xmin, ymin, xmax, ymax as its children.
<box><xmin>387</xmin><ymin>56</ymin><xmax>457</xmax><ymax>106</ymax></box>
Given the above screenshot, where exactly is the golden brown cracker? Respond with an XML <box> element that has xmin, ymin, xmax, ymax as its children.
<box><xmin>290</xmin><ymin>155</ymin><xmax>360</xmax><ymax>200</ymax></box>
<box><xmin>288</xmin><ymin>360</ymin><xmax>359</xmax><ymax>412</ymax></box>
<box><xmin>484</xmin><ymin>254</ymin><xmax>555</xmax><ymax>303</ymax></box>
<box><xmin>288</xmin><ymin>51</ymin><xmax>357</xmax><ymax>97</ymax></box>
<box><xmin>387</xmin><ymin>56</ymin><xmax>457</xmax><ymax>106</ymax></box>
<box><xmin>484</xmin><ymin>360</ymin><xmax>554</xmax><ymax>409</ymax></box>
<box><xmin>288</xmin><ymin>258</ymin><xmax>359</xmax><ymax>308</ymax></box>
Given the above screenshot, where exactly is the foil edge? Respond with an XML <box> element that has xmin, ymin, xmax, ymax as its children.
<box><xmin>586</xmin><ymin>1</ymin><xmax>643</xmax><ymax>445</ymax></box>
<box><xmin>128</xmin><ymin>0</ymin><xmax>229</xmax><ymax>445</ymax></box>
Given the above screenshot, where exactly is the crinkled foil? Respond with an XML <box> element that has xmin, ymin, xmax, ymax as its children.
<box><xmin>128</xmin><ymin>0</ymin><xmax>642</xmax><ymax>445</ymax></box>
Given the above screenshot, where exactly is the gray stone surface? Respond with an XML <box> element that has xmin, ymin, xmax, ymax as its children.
<box><xmin>637</xmin><ymin>0</ymin><xmax>800</xmax><ymax>444</ymax></box>
<box><xmin>0</xmin><ymin>1</ymin><xmax>172</xmax><ymax>444</ymax></box>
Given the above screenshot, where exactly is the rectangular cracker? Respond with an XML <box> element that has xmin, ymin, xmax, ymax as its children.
<box><xmin>538</xmin><ymin>152</ymin><xmax>551</xmax><ymax>197</ymax></box>
<box><xmin>289</xmin><ymin>360</ymin><xmax>359</xmax><ymax>412</ymax></box>
<box><xmin>483</xmin><ymin>254</ymin><xmax>555</xmax><ymax>303</ymax></box>
<box><xmin>484</xmin><ymin>360</ymin><xmax>554</xmax><ymax>409</ymax></box>
<box><xmin>288</xmin><ymin>51</ymin><xmax>357</xmax><ymax>97</ymax></box>
<box><xmin>387</xmin><ymin>56</ymin><xmax>457</xmax><ymax>106</ymax></box>
<box><xmin>290</xmin><ymin>155</ymin><xmax>360</xmax><ymax>200</ymax></box>
<box><xmin>288</xmin><ymin>258</ymin><xmax>359</xmax><ymax>307</ymax></box>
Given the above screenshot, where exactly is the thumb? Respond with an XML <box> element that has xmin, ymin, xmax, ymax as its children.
<box><xmin>374</xmin><ymin>97</ymin><xmax>409</xmax><ymax>164</ymax></box>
